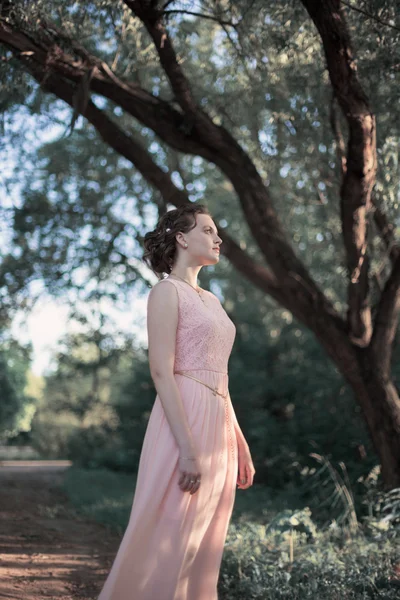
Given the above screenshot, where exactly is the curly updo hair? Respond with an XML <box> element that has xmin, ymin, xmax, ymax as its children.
<box><xmin>143</xmin><ymin>203</ymin><xmax>211</xmax><ymax>279</ymax></box>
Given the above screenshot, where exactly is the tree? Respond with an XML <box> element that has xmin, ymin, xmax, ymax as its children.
<box><xmin>1</xmin><ymin>1</ymin><xmax>400</xmax><ymax>486</ymax></box>
<box><xmin>0</xmin><ymin>337</ymin><xmax>35</xmax><ymax>439</ymax></box>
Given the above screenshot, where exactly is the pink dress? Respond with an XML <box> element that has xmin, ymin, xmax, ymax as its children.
<box><xmin>97</xmin><ymin>276</ymin><xmax>239</xmax><ymax>600</ymax></box>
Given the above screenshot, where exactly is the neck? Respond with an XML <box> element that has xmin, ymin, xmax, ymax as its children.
<box><xmin>169</xmin><ymin>266</ymin><xmax>202</xmax><ymax>289</ymax></box>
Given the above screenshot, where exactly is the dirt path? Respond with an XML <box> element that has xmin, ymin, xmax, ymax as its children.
<box><xmin>0</xmin><ymin>462</ymin><xmax>121</xmax><ymax>600</ymax></box>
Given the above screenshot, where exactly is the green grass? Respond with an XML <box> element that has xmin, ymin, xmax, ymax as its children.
<box><xmin>62</xmin><ymin>466</ymin><xmax>137</xmax><ymax>534</ymax></box>
<box><xmin>62</xmin><ymin>466</ymin><xmax>301</xmax><ymax>529</ymax></box>
<box><xmin>61</xmin><ymin>467</ymin><xmax>400</xmax><ymax>599</ymax></box>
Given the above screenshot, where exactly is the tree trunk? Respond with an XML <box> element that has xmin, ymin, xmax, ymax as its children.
<box><xmin>357</xmin><ymin>353</ymin><xmax>400</xmax><ymax>488</ymax></box>
<box><xmin>315</xmin><ymin>330</ymin><xmax>400</xmax><ymax>489</ymax></box>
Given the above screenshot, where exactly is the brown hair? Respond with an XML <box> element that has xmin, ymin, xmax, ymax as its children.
<box><xmin>142</xmin><ymin>204</ymin><xmax>211</xmax><ymax>279</ymax></box>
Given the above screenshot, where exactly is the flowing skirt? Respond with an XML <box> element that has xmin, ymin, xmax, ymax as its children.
<box><xmin>97</xmin><ymin>368</ymin><xmax>238</xmax><ymax>600</ymax></box>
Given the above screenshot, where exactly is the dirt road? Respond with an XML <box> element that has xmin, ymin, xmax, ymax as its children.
<box><xmin>0</xmin><ymin>462</ymin><xmax>120</xmax><ymax>600</ymax></box>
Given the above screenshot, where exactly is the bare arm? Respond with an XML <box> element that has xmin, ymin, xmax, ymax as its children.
<box><xmin>147</xmin><ymin>281</ymin><xmax>197</xmax><ymax>457</ymax></box>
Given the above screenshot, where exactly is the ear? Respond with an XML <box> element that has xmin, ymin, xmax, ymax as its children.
<box><xmin>175</xmin><ymin>231</ymin><xmax>185</xmax><ymax>246</ymax></box>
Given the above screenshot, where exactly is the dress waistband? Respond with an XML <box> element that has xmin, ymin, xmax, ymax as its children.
<box><xmin>174</xmin><ymin>368</ymin><xmax>228</xmax><ymax>375</ymax></box>
<box><xmin>174</xmin><ymin>370</ymin><xmax>229</xmax><ymax>399</ymax></box>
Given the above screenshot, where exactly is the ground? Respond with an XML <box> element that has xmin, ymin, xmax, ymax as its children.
<box><xmin>0</xmin><ymin>462</ymin><xmax>120</xmax><ymax>600</ymax></box>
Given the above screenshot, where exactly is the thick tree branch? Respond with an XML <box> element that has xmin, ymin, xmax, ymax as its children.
<box><xmin>123</xmin><ymin>1</ymin><xmax>199</xmax><ymax>116</ymax></box>
<box><xmin>330</xmin><ymin>88</ymin><xmax>400</xmax><ymax>266</ymax></box>
<box><xmin>371</xmin><ymin>256</ymin><xmax>400</xmax><ymax>377</ymax></box>
<box><xmin>16</xmin><ymin>55</ymin><xmax>287</xmax><ymax>304</ymax></box>
<box><xmin>301</xmin><ymin>0</ymin><xmax>377</xmax><ymax>347</ymax></box>
<box><xmin>329</xmin><ymin>53</ymin><xmax>400</xmax><ymax>363</ymax></box>
<box><xmin>329</xmin><ymin>92</ymin><xmax>347</xmax><ymax>176</ymax></box>
<box><xmin>123</xmin><ymin>0</ymin><xmax>228</xmax><ymax>150</ymax></box>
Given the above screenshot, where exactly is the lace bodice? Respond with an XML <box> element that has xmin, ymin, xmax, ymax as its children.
<box><xmin>152</xmin><ymin>277</ymin><xmax>236</xmax><ymax>373</ymax></box>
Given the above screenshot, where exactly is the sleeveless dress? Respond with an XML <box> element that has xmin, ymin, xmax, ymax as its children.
<box><xmin>97</xmin><ymin>276</ymin><xmax>238</xmax><ymax>600</ymax></box>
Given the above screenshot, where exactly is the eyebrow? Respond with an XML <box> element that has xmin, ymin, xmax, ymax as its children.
<box><xmin>203</xmin><ymin>225</ymin><xmax>219</xmax><ymax>235</ymax></box>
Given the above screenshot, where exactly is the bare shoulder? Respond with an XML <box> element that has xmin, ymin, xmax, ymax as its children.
<box><xmin>147</xmin><ymin>280</ymin><xmax>179</xmax><ymax>375</ymax></box>
<box><xmin>147</xmin><ymin>280</ymin><xmax>179</xmax><ymax>339</ymax></box>
<box><xmin>147</xmin><ymin>279</ymin><xmax>179</xmax><ymax>306</ymax></box>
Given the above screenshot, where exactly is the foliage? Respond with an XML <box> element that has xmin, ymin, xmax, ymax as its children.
<box><xmin>0</xmin><ymin>335</ymin><xmax>36</xmax><ymax>439</ymax></box>
<box><xmin>361</xmin><ymin>464</ymin><xmax>400</xmax><ymax>529</ymax></box>
<box><xmin>62</xmin><ymin>465</ymin><xmax>400</xmax><ymax>600</ymax></box>
<box><xmin>220</xmin><ymin>526</ymin><xmax>400</xmax><ymax>599</ymax></box>
<box><xmin>1</xmin><ymin>0</ymin><xmax>399</xmax><ymax>313</ymax></box>
<box><xmin>29</xmin><ymin>322</ymin><xmax>156</xmax><ymax>470</ymax></box>
<box><xmin>265</xmin><ymin>507</ymin><xmax>317</xmax><ymax>544</ymax></box>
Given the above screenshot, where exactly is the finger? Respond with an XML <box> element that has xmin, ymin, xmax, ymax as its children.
<box><xmin>238</xmin><ymin>468</ymin><xmax>247</xmax><ymax>487</ymax></box>
<box><xmin>245</xmin><ymin>465</ymin><xmax>252</xmax><ymax>487</ymax></box>
<box><xmin>188</xmin><ymin>473</ymin><xmax>201</xmax><ymax>494</ymax></box>
<box><xmin>249</xmin><ymin>465</ymin><xmax>255</xmax><ymax>485</ymax></box>
<box><xmin>238</xmin><ymin>463</ymin><xmax>246</xmax><ymax>484</ymax></box>
<box><xmin>179</xmin><ymin>473</ymin><xmax>188</xmax><ymax>490</ymax></box>
<box><xmin>192</xmin><ymin>475</ymin><xmax>201</xmax><ymax>490</ymax></box>
<box><xmin>190</xmin><ymin>474</ymin><xmax>200</xmax><ymax>489</ymax></box>
<box><xmin>246</xmin><ymin>465</ymin><xmax>254</xmax><ymax>487</ymax></box>
<box><xmin>179</xmin><ymin>467</ymin><xmax>189</xmax><ymax>482</ymax></box>
<box><xmin>190</xmin><ymin>479</ymin><xmax>200</xmax><ymax>495</ymax></box>
<box><xmin>187</xmin><ymin>478</ymin><xmax>197</xmax><ymax>492</ymax></box>
<box><xmin>182</xmin><ymin>474</ymin><xmax>196</xmax><ymax>492</ymax></box>
<box><xmin>243</xmin><ymin>465</ymin><xmax>250</xmax><ymax>487</ymax></box>
<box><xmin>181</xmin><ymin>474</ymin><xmax>192</xmax><ymax>491</ymax></box>
<box><xmin>238</xmin><ymin>464</ymin><xmax>252</xmax><ymax>489</ymax></box>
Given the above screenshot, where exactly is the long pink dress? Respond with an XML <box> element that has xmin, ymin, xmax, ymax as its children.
<box><xmin>97</xmin><ymin>276</ymin><xmax>238</xmax><ymax>600</ymax></box>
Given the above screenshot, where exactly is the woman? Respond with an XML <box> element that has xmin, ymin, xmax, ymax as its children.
<box><xmin>97</xmin><ymin>203</ymin><xmax>255</xmax><ymax>600</ymax></box>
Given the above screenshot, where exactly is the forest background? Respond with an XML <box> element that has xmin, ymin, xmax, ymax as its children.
<box><xmin>0</xmin><ymin>1</ymin><xmax>399</xmax><ymax>597</ymax></box>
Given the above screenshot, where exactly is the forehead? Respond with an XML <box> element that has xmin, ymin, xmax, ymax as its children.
<box><xmin>195</xmin><ymin>214</ymin><xmax>216</xmax><ymax>229</ymax></box>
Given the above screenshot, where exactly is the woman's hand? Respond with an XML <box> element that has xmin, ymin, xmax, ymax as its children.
<box><xmin>237</xmin><ymin>445</ymin><xmax>255</xmax><ymax>490</ymax></box>
<box><xmin>178</xmin><ymin>456</ymin><xmax>202</xmax><ymax>495</ymax></box>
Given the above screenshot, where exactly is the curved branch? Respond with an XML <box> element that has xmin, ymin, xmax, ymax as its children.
<box><xmin>162</xmin><ymin>9</ymin><xmax>236</xmax><ymax>27</ymax></box>
<box><xmin>124</xmin><ymin>1</ymin><xmax>204</xmax><ymax>116</ymax></box>
<box><xmin>340</xmin><ymin>0</ymin><xmax>400</xmax><ymax>33</ymax></box>
<box><xmin>330</xmin><ymin>91</ymin><xmax>400</xmax><ymax>267</ymax></box>
<box><xmin>301</xmin><ymin>0</ymin><xmax>377</xmax><ymax>347</ymax></box>
<box><xmin>371</xmin><ymin>256</ymin><xmax>400</xmax><ymax>377</ymax></box>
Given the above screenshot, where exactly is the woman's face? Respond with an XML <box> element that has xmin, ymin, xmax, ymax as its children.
<box><xmin>178</xmin><ymin>213</ymin><xmax>222</xmax><ymax>265</ymax></box>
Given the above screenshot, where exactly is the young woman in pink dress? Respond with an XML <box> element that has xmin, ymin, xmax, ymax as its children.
<box><xmin>97</xmin><ymin>203</ymin><xmax>255</xmax><ymax>600</ymax></box>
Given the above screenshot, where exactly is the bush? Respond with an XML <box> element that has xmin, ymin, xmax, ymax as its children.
<box><xmin>30</xmin><ymin>411</ymin><xmax>81</xmax><ymax>458</ymax></box>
